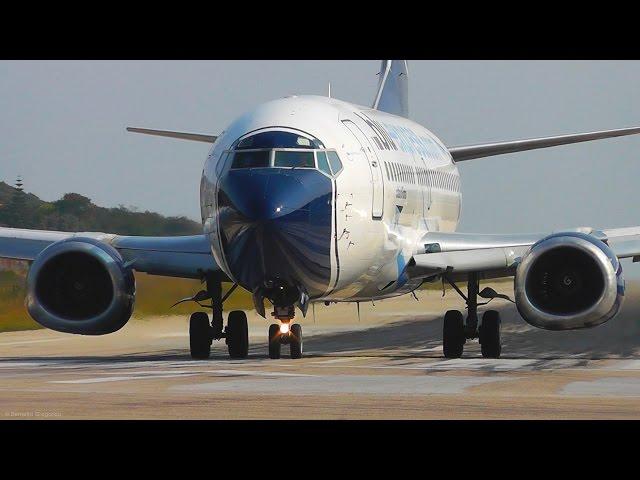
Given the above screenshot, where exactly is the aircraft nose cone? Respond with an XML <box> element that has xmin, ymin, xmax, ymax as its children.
<box><xmin>217</xmin><ymin>169</ymin><xmax>333</xmax><ymax>296</ymax></box>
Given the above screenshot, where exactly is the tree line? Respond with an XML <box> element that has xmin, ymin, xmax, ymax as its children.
<box><xmin>0</xmin><ymin>181</ymin><xmax>202</xmax><ymax>236</ymax></box>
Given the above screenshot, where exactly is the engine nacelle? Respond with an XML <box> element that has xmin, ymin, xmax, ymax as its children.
<box><xmin>25</xmin><ymin>237</ymin><xmax>135</xmax><ymax>335</ymax></box>
<box><xmin>515</xmin><ymin>232</ymin><xmax>624</xmax><ymax>330</ymax></box>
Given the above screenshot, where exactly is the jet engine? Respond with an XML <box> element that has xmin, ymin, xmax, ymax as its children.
<box><xmin>25</xmin><ymin>237</ymin><xmax>135</xmax><ymax>335</ymax></box>
<box><xmin>514</xmin><ymin>232</ymin><xmax>624</xmax><ymax>330</ymax></box>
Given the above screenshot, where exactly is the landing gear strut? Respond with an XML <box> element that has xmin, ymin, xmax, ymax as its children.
<box><xmin>188</xmin><ymin>274</ymin><xmax>249</xmax><ymax>360</ymax></box>
<box><xmin>441</xmin><ymin>273</ymin><xmax>502</xmax><ymax>359</ymax></box>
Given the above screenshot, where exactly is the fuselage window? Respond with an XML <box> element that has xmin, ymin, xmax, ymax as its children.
<box><xmin>316</xmin><ymin>151</ymin><xmax>332</xmax><ymax>176</ymax></box>
<box><xmin>230</xmin><ymin>150</ymin><xmax>270</xmax><ymax>169</ymax></box>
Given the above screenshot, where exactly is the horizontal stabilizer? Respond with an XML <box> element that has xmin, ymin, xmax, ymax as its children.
<box><xmin>127</xmin><ymin>127</ymin><xmax>217</xmax><ymax>143</ymax></box>
<box><xmin>449</xmin><ymin>126</ymin><xmax>640</xmax><ymax>162</ymax></box>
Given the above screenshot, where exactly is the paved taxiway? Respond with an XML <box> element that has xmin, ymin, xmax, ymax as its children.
<box><xmin>1</xmin><ymin>284</ymin><xmax>640</xmax><ymax>419</ymax></box>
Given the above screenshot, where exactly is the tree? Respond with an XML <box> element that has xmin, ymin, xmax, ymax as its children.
<box><xmin>0</xmin><ymin>177</ymin><xmax>29</xmax><ymax>228</ymax></box>
<box><xmin>53</xmin><ymin>193</ymin><xmax>92</xmax><ymax>216</ymax></box>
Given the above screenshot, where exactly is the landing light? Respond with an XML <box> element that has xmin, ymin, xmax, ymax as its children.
<box><xmin>279</xmin><ymin>323</ymin><xmax>290</xmax><ymax>334</ymax></box>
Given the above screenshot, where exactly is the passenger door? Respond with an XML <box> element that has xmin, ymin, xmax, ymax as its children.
<box><xmin>341</xmin><ymin>120</ymin><xmax>384</xmax><ymax>219</ymax></box>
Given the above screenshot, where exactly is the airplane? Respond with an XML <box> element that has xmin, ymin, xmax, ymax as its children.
<box><xmin>1</xmin><ymin>60</ymin><xmax>639</xmax><ymax>360</ymax></box>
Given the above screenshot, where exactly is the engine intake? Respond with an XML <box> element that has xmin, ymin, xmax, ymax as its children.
<box><xmin>26</xmin><ymin>238</ymin><xmax>135</xmax><ymax>335</ymax></box>
<box><xmin>515</xmin><ymin>232</ymin><xmax>624</xmax><ymax>330</ymax></box>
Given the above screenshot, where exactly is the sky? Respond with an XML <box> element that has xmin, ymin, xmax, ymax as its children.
<box><xmin>1</xmin><ymin>60</ymin><xmax>639</xmax><ymax>277</ymax></box>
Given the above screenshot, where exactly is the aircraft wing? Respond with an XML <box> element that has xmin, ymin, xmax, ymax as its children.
<box><xmin>0</xmin><ymin>227</ymin><xmax>221</xmax><ymax>280</ymax></box>
<box><xmin>448</xmin><ymin>126</ymin><xmax>640</xmax><ymax>162</ymax></box>
<box><xmin>126</xmin><ymin>127</ymin><xmax>217</xmax><ymax>143</ymax></box>
<box><xmin>407</xmin><ymin>227</ymin><xmax>640</xmax><ymax>282</ymax></box>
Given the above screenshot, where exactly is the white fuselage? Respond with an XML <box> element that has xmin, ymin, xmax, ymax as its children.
<box><xmin>201</xmin><ymin>95</ymin><xmax>461</xmax><ymax>302</ymax></box>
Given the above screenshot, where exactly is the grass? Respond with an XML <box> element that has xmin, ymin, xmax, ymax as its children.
<box><xmin>0</xmin><ymin>269</ymin><xmax>40</xmax><ymax>332</ymax></box>
<box><xmin>132</xmin><ymin>273</ymin><xmax>254</xmax><ymax>318</ymax></box>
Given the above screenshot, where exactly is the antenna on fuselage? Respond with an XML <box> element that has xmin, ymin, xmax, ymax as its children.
<box><xmin>327</xmin><ymin>82</ymin><xmax>331</xmax><ymax>98</ymax></box>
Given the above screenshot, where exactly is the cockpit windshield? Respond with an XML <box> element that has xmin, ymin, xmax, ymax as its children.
<box><xmin>273</xmin><ymin>151</ymin><xmax>315</xmax><ymax>168</ymax></box>
<box><xmin>230</xmin><ymin>150</ymin><xmax>270</xmax><ymax>169</ymax></box>
<box><xmin>227</xmin><ymin>130</ymin><xmax>343</xmax><ymax>176</ymax></box>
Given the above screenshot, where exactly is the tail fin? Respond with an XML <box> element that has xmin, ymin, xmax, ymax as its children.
<box><xmin>372</xmin><ymin>60</ymin><xmax>409</xmax><ymax>118</ymax></box>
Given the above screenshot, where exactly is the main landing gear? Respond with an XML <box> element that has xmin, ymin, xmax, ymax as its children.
<box><xmin>442</xmin><ymin>273</ymin><xmax>502</xmax><ymax>359</ymax></box>
<box><xmin>188</xmin><ymin>274</ymin><xmax>249</xmax><ymax>360</ymax></box>
<box><xmin>268</xmin><ymin>305</ymin><xmax>303</xmax><ymax>359</ymax></box>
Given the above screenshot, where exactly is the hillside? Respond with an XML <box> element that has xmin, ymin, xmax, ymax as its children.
<box><xmin>0</xmin><ymin>181</ymin><xmax>201</xmax><ymax>236</ymax></box>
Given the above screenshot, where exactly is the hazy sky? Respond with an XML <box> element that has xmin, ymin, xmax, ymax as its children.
<box><xmin>2</xmin><ymin>61</ymin><xmax>639</xmax><ymax>277</ymax></box>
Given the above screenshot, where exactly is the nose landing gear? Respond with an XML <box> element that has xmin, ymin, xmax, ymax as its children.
<box><xmin>268</xmin><ymin>305</ymin><xmax>303</xmax><ymax>359</ymax></box>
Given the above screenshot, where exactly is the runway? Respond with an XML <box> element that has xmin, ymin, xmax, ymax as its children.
<box><xmin>1</xmin><ymin>285</ymin><xmax>640</xmax><ymax>419</ymax></box>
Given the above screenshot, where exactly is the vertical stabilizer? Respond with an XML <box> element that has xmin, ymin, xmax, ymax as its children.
<box><xmin>372</xmin><ymin>60</ymin><xmax>409</xmax><ymax>118</ymax></box>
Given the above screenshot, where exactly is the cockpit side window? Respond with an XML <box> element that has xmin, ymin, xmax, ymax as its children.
<box><xmin>326</xmin><ymin>151</ymin><xmax>343</xmax><ymax>175</ymax></box>
<box><xmin>316</xmin><ymin>151</ymin><xmax>332</xmax><ymax>176</ymax></box>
